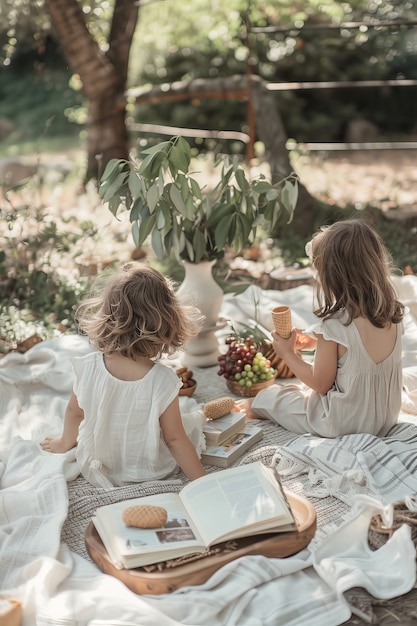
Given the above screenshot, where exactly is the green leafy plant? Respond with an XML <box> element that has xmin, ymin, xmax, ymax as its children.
<box><xmin>0</xmin><ymin>188</ymin><xmax>93</xmax><ymax>350</ymax></box>
<box><xmin>99</xmin><ymin>136</ymin><xmax>298</xmax><ymax>264</ymax></box>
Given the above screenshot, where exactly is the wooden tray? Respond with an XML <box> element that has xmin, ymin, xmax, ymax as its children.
<box><xmin>85</xmin><ymin>491</ymin><xmax>316</xmax><ymax>595</ymax></box>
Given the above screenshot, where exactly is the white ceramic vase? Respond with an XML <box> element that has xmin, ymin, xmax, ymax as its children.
<box><xmin>177</xmin><ymin>260</ymin><xmax>223</xmax><ymax>367</ymax></box>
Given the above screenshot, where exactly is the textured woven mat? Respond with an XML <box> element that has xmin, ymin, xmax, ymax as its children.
<box><xmin>62</xmin><ymin>366</ymin><xmax>350</xmax><ymax>561</ymax></box>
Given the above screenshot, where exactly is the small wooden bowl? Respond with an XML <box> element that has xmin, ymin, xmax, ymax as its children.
<box><xmin>179</xmin><ymin>381</ymin><xmax>197</xmax><ymax>397</ymax></box>
<box><xmin>226</xmin><ymin>376</ymin><xmax>276</xmax><ymax>398</ymax></box>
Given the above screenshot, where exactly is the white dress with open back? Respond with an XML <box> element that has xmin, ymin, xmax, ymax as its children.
<box><xmin>252</xmin><ymin>315</ymin><xmax>403</xmax><ymax>437</ymax></box>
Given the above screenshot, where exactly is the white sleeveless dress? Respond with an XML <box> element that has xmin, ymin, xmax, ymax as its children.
<box><xmin>252</xmin><ymin>315</ymin><xmax>403</xmax><ymax>437</ymax></box>
<box><xmin>72</xmin><ymin>351</ymin><xmax>203</xmax><ymax>487</ymax></box>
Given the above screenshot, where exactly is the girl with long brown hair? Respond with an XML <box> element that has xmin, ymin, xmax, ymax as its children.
<box><xmin>242</xmin><ymin>219</ymin><xmax>405</xmax><ymax>437</ymax></box>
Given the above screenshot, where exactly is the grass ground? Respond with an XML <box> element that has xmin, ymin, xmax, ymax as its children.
<box><xmin>0</xmin><ymin>146</ymin><xmax>416</xmax><ymax>356</ymax></box>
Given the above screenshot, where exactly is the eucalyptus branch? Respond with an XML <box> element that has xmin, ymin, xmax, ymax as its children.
<box><xmin>99</xmin><ymin>136</ymin><xmax>298</xmax><ymax>264</ymax></box>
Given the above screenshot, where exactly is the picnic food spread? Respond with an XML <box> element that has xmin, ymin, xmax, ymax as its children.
<box><xmin>217</xmin><ymin>337</ymin><xmax>277</xmax><ymax>387</ymax></box>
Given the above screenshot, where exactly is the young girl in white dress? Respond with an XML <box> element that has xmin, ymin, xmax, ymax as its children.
<box><xmin>241</xmin><ymin>219</ymin><xmax>405</xmax><ymax>437</ymax></box>
<box><xmin>41</xmin><ymin>262</ymin><xmax>207</xmax><ymax>486</ymax></box>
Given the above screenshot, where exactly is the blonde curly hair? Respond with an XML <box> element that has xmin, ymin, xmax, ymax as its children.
<box><xmin>75</xmin><ymin>262</ymin><xmax>204</xmax><ymax>359</ymax></box>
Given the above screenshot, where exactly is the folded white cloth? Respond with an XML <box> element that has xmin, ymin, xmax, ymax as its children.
<box><xmin>273</xmin><ymin>422</ymin><xmax>417</xmax><ymax>504</ymax></box>
<box><xmin>0</xmin><ymin>334</ymin><xmax>91</xmax><ymax>450</ymax></box>
<box><xmin>147</xmin><ymin>550</ymin><xmax>349</xmax><ymax>626</ymax></box>
<box><xmin>312</xmin><ymin>495</ymin><xmax>416</xmax><ymax>599</ymax></box>
<box><xmin>2</xmin><ymin>437</ymin><xmax>414</xmax><ymax>626</ymax></box>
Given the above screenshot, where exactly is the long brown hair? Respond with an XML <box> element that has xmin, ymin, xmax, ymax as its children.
<box><xmin>76</xmin><ymin>262</ymin><xmax>204</xmax><ymax>359</ymax></box>
<box><xmin>309</xmin><ymin>219</ymin><xmax>404</xmax><ymax>327</ymax></box>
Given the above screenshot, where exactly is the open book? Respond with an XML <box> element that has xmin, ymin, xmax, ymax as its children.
<box><xmin>92</xmin><ymin>461</ymin><xmax>297</xmax><ymax>569</ymax></box>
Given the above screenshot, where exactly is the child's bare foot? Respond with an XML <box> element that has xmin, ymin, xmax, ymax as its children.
<box><xmin>40</xmin><ymin>437</ymin><xmax>72</xmax><ymax>453</ymax></box>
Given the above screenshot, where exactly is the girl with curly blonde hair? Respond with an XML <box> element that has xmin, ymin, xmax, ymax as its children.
<box><xmin>41</xmin><ymin>262</ymin><xmax>206</xmax><ymax>485</ymax></box>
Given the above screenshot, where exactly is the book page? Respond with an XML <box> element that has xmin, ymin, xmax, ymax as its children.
<box><xmin>180</xmin><ymin>462</ymin><xmax>294</xmax><ymax>546</ymax></box>
<box><xmin>203</xmin><ymin>412</ymin><xmax>246</xmax><ymax>433</ymax></box>
<box><xmin>205</xmin><ymin>431</ymin><xmax>251</xmax><ymax>456</ymax></box>
<box><xmin>203</xmin><ymin>413</ymin><xmax>247</xmax><ymax>447</ymax></box>
<box><xmin>93</xmin><ymin>493</ymin><xmax>206</xmax><ymax>566</ymax></box>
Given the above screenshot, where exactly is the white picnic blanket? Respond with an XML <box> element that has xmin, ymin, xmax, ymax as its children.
<box><xmin>1</xmin><ymin>277</ymin><xmax>417</xmax><ymax>626</ymax></box>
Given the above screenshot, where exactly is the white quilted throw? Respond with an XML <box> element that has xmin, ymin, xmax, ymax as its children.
<box><xmin>1</xmin><ymin>276</ymin><xmax>417</xmax><ymax>626</ymax></box>
<box><xmin>273</xmin><ymin>422</ymin><xmax>417</xmax><ymax>504</ymax></box>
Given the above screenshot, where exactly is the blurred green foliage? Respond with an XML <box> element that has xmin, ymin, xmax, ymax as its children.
<box><xmin>0</xmin><ymin>0</ymin><xmax>415</xmax><ymax>350</ymax></box>
<box><xmin>0</xmin><ymin>37</ymin><xmax>83</xmax><ymax>145</ymax></box>
<box><xmin>0</xmin><ymin>0</ymin><xmax>416</xmax><ymax>151</ymax></box>
<box><xmin>128</xmin><ymin>0</ymin><xmax>417</xmax><ymax>149</ymax></box>
<box><xmin>0</xmin><ymin>175</ymin><xmax>94</xmax><ymax>348</ymax></box>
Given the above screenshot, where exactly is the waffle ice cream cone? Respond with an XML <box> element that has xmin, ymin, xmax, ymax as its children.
<box><xmin>271</xmin><ymin>306</ymin><xmax>292</xmax><ymax>338</ymax></box>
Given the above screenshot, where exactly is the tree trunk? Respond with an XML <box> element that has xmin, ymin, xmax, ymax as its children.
<box><xmin>42</xmin><ymin>0</ymin><xmax>318</xmax><ymax>234</ymax></box>
<box><xmin>249</xmin><ymin>76</ymin><xmax>317</xmax><ymax>237</ymax></box>
<box><xmin>85</xmin><ymin>95</ymin><xmax>129</xmax><ymax>183</ymax></box>
<box><xmin>44</xmin><ymin>0</ymin><xmax>138</xmax><ymax>183</ymax></box>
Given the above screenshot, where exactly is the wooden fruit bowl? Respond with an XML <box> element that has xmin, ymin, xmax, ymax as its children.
<box><xmin>260</xmin><ymin>341</ymin><xmax>294</xmax><ymax>378</ymax></box>
<box><xmin>226</xmin><ymin>376</ymin><xmax>276</xmax><ymax>398</ymax></box>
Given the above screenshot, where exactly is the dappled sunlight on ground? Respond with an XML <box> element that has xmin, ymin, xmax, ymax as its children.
<box><xmin>291</xmin><ymin>150</ymin><xmax>417</xmax><ymax>216</ymax></box>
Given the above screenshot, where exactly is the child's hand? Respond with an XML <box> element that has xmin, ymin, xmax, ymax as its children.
<box><xmin>271</xmin><ymin>328</ymin><xmax>297</xmax><ymax>358</ymax></box>
<box><xmin>295</xmin><ymin>330</ymin><xmax>317</xmax><ymax>351</ymax></box>
<box><xmin>233</xmin><ymin>399</ymin><xmax>247</xmax><ymax>413</ymax></box>
<box><xmin>234</xmin><ymin>399</ymin><xmax>263</xmax><ymax>420</ymax></box>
